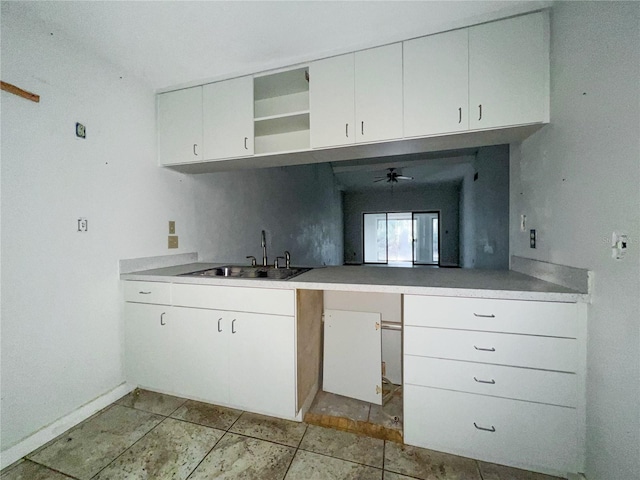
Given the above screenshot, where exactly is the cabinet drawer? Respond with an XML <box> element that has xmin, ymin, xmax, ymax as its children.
<box><xmin>405</xmin><ymin>326</ymin><xmax>577</xmax><ymax>372</ymax></box>
<box><xmin>405</xmin><ymin>355</ymin><xmax>576</xmax><ymax>407</ymax></box>
<box><xmin>404</xmin><ymin>385</ymin><xmax>577</xmax><ymax>475</ymax></box>
<box><xmin>124</xmin><ymin>281</ymin><xmax>171</xmax><ymax>305</ymax></box>
<box><xmin>404</xmin><ymin>295</ymin><xmax>577</xmax><ymax>338</ymax></box>
<box><xmin>172</xmin><ymin>283</ymin><xmax>294</xmax><ymax>316</ymax></box>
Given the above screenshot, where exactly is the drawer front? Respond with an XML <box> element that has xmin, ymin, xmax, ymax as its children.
<box><xmin>172</xmin><ymin>283</ymin><xmax>294</xmax><ymax>316</ymax></box>
<box><xmin>405</xmin><ymin>355</ymin><xmax>577</xmax><ymax>407</ymax></box>
<box><xmin>405</xmin><ymin>326</ymin><xmax>577</xmax><ymax>372</ymax></box>
<box><xmin>404</xmin><ymin>385</ymin><xmax>578</xmax><ymax>475</ymax></box>
<box><xmin>404</xmin><ymin>295</ymin><xmax>577</xmax><ymax>338</ymax></box>
<box><xmin>124</xmin><ymin>281</ymin><xmax>171</xmax><ymax>305</ymax></box>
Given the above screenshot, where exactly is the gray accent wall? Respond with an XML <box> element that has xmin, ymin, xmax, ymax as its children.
<box><xmin>459</xmin><ymin>145</ymin><xmax>510</xmax><ymax>269</ymax></box>
<box><xmin>510</xmin><ymin>3</ymin><xmax>640</xmax><ymax>478</ymax></box>
<box><xmin>193</xmin><ymin>163</ymin><xmax>343</xmax><ymax>267</ymax></box>
<box><xmin>343</xmin><ymin>185</ymin><xmax>460</xmax><ymax>266</ymax></box>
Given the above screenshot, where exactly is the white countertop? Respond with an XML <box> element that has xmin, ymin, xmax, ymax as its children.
<box><xmin>121</xmin><ymin>263</ymin><xmax>588</xmax><ymax>302</ymax></box>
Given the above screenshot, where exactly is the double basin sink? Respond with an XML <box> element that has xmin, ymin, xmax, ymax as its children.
<box><xmin>180</xmin><ymin>265</ymin><xmax>311</xmax><ymax>281</ymax></box>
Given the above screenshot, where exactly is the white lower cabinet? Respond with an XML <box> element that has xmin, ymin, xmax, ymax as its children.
<box><xmin>124</xmin><ymin>282</ymin><xmax>297</xmax><ymax>419</ymax></box>
<box><xmin>403</xmin><ymin>294</ymin><xmax>585</xmax><ymax>477</ymax></box>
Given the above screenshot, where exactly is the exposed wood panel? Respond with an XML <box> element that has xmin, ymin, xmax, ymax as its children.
<box><xmin>296</xmin><ymin>290</ymin><xmax>323</xmax><ymax>413</ymax></box>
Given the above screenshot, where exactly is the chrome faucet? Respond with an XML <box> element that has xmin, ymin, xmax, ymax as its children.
<box><xmin>284</xmin><ymin>251</ymin><xmax>291</xmax><ymax>269</ymax></box>
<box><xmin>261</xmin><ymin>230</ymin><xmax>268</xmax><ymax>266</ymax></box>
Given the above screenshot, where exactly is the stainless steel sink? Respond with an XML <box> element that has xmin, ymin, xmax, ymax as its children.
<box><xmin>179</xmin><ymin>265</ymin><xmax>311</xmax><ymax>281</ymax></box>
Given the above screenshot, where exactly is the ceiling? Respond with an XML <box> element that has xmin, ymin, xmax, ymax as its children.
<box><xmin>5</xmin><ymin>0</ymin><xmax>548</xmax><ymax>92</ymax></box>
<box><xmin>4</xmin><ymin>1</ymin><xmax>539</xmax><ymax>189</ymax></box>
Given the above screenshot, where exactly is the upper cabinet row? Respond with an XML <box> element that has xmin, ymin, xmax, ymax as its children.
<box><xmin>157</xmin><ymin>12</ymin><xmax>549</xmax><ymax>167</ymax></box>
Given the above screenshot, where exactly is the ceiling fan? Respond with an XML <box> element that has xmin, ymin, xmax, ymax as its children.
<box><xmin>373</xmin><ymin>167</ymin><xmax>414</xmax><ymax>183</ymax></box>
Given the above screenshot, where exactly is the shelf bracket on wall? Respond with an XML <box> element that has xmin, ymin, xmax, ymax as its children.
<box><xmin>1</xmin><ymin>81</ymin><xmax>40</xmax><ymax>103</ymax></box>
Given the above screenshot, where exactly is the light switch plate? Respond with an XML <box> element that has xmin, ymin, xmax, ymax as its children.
<box><xmin>168</xmin><ymin>235</ymin><xmax>178</xmax><ymax>249</ymax></box>
<box><xmin>169</xmin><ymin>221</ymin><xmax>175</xmax><ymax>234</ymax></box>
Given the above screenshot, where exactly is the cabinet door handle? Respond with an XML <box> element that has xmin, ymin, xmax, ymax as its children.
<box><xmin>478</xmin><ymin>104</ymin><xmax>483</xmax><ymax>121</ymax></box>
<box><xmin>244</xmin><ymin>137</ymin><xmax>248</xmax><ymax>150</ymax></box>
<box><xmin>160</xmin><ymin>312</ymin><xmax>166</xmax><ymax>326</ymax></box>
<box><xmin>473</xmin><ymin>422</ymin><xmax>496</xmax><ymax>432</ymax></box>
<box><xmin>217</xmin><ymin>317</ymin><xmax>223</xmax><ymax>333</ymax></box>
<box><xmin>361</xmin><ymin>121</ymin><xmax>364</xmax><ymax>136</ymax></box>
<box><xmin>473</xmin><ymin>376</ymin><xmax>496</xmax><ymax>384</ymax></box>
<box><xmin>138</xmin><ymin>291</ymin><xmax>151</xmax><ymax>295</ymax></box>
<box><xmin>473</xmin><ymin>313</ymin><xmax>495</xmax><ymax>318</ymax></box>
<box><xmin>345</xmin><ymin>123</ymin><xmax>349</xmax><ymax>138</ymax></box>
<box><xmin>193</xmin><ymin>143</ymin><xmax>198</xmax><ymax>156</ymax></box>
<box><xmin>231</xmin><ymin>319</ymin><xmax>236</xmax><ymax>334</ymax></box>
<box><xmin>474</xmin><ymin>345</ymin><xmax>496</xmax><ymax>352</ymax></box>
<box><xmin>458</xmin><ymin>107</ymin><xmax>462</xmax><ymax>124</ymax></box>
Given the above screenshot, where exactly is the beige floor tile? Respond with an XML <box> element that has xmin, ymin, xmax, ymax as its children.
<box><xmin>0</xmin><ymin>460</ymin><xmax>74</xmax><ymax>480</ymax></box>
<box><xmin>188</xmin><ymin>432</ymin><xmax>295</xmax><ymax>480</ymax></box>
<box><xmin>115</xmin><ymin>388</ymin><xmax>186</xmax><ymax>416</ymax></box>
<box><xmin>299</xmin><ymin>424</ymin><xmax>384</xmax><ymax>468</ymax></box>
<box><xmin>309</xmin><ymin>390</ymin><xmax>371</xmax><ymax>422</ymax></box>
<box><xmin>368</xmin><ymin>394</ymin><xmax>403</xmax><ymax>431</ymax></box>
<box><xmin>229</xmin><ymin>412</ymin><xmax>307</xmax><ymax>447</ymax></box>
<box><xmin>384</xmin><ymin>472</ymin><xmax>421</xmax><ymax>480</ymax></box>
<box><xmin>171</xmin><ymin>399</ymin><xmax>242</xmax><ymax>430</ymax></box>
<box><xmin>384</xmin><ymin>442</ymin><xmax>481</xmax><ymax>480</ymax></box>
<box><xmin>285</xmin><ymin>450</ymin><xmax>383</xmax><ymax>480</ymax></box>
<box><xmin>28</xmin><ymin>404</ymin><xmax>162</xmax><ymax>480</ymax></box>
<box><xmin>93</xmin><ymin>417</ymin><xmax>224</xmax><ymax>479</ymax></box>
<box><xmin>478</xmin><ymin>462</ymin><xmax>563</xmax><ymax>480</ymax></box>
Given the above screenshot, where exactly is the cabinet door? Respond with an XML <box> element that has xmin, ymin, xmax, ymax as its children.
<box><xmin>355</xmin><ymin>43</ymin><xmax>403</xmax><ymax>143</ymax></box>
<box><xmin>171</xmin><ymin>307</ymin><xmax>229</xmax><ymax>406</ymax></box>
<box><xmin>157</xmin><ymin>86</ymin><xmax>203</xmax><ymax>165</ymax></box>
<box><xmin>124</xmin><ymin>303</ymin><xmax>175</xmax><ymax>391</ymax></box>
<box><xmin>469</xmin><ymin>12</ymin><xmax>549</xmax><ymax>129</ymax></box>
<box><xmin>203</xmin><ymin>76</ymin><xmax>254</xmax><ymax>159</ymax></box>
<box><xmin>404</xmin><ymin>29</ymin><xmax>469</xmax><ymax>137</ymax></box>
<box><xmin>229</xmin><ymin>312</ymin><xmax>296</xmax><ymax>418</ymax></box>
<box><xmin>309</xmin><ymin>53</ymin><xmax>355</xmax><ymax>148</ymax></box>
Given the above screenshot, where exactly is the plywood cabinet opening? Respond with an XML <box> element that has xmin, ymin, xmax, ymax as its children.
<box><xmin>254</xmin><ymin>67</ymin><xmax>310</xmax><ymax>155</ymax></box>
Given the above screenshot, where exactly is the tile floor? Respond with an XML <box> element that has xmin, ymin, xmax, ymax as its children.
<box><xmin>1</xmin><ymin>389</ymin><xmax>562</xmax><ymax>480</ymax></box>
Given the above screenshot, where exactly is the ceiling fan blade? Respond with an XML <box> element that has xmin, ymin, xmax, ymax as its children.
<box><xmin>396</xmin><ymin>175</ymin><xmax>414</xmax><ymax>180</ymax></box>
<box><xmin>373</xmin><ymin>178</ymin><xmax>386</xmax><ymax>183</ymax></box>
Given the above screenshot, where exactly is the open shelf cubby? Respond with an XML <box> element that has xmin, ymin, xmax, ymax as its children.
<box><xmin>254</xmin><ymin>67</ymin><xmax>310</xmax><ymax>155</ymax></box>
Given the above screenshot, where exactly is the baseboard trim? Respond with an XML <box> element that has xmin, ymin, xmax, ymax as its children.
<box><xmin>0</xmin><ymin>383</ymin><xmax>134</xmax><ymax>470</ymax></box>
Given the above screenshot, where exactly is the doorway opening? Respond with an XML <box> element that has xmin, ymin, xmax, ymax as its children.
<box><xmin>363</xmin><ymin>211</ymin><xmax>440</xmax><ymax>266</ymax></box>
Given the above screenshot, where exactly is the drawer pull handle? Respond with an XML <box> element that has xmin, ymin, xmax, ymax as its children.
<box><xmin>473</xmin><ymin>313</ymin><xmax>495</xmax><ymax>318</ymax></box>
<box><xmin>139</xmin><ymin>291</ymin><xmax>152</xmax><ymax>295</ymax></box>
<box><xmin>232</xmin><ymin>319</ymin><xmax>237</xmax><ymax>334</ymax></box>
<box><xmin>217</xmin><ymin>318</ymin><xmax>223</xmax><ymax>333</ymax></box>
<box><xmin>474</xmin><ymin>422</ymin><xmax>495</xmax><ymax>432</ymax></box>
<box><xmin>160</xmin><ymin>312</ymin><xmax>166</xmax><ymax>326</ymax></box>
<box><xmin>474</xmin><ymin>345</ymin><xmax>496</xmax><ymax>352</ymax></box>
<box><xmin>474</xmin><ymin>377</ymin><xmax>496</xmax><ymax>384</ymax></box>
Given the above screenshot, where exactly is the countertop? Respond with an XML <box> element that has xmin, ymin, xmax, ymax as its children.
<box><xmin>121</xmin><ymin>263</ymin><xmax>588</xmax><ymax>302</ymax></box>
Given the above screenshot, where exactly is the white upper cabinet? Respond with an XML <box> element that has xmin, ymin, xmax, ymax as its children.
<box><xmin>404</xmin><ymin>28</ymin><xmax>470</xmax><ymax>137</ymax></box>
<box><xmin>355</xmin><ymin>43</ymin><xmax>404</xmax><ymax>143</ymax></box>
<box><xmin>310</xmin><ymin>43</ymin><xmax>403</xmax><ymax>148</ymax></box>
<box><xmin>157</xmin><ymin>86</ymin><xmax>202</xmax><ymax>165</ymax></box>
<box><xmin>203</xmin><ymin>76</ymin><xmax>254</xmax><ymax>159</ymax></box>
<box><xmin>469</xmin><ymin>12</ymin><xmax>549</xmax><ymax>129</ymax></box>
<box><xmin>309</xmin><ymin>53</ymin><xmax>355</xmax><ymax>148</ymax></box>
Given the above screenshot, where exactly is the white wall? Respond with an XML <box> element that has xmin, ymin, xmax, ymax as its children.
<box><xmin>510</xmin><ymin>2</ymin><xmax>640</xmax><ymax>478</ymax></box>
<box><xmin>459</xmin><ymin>145</ymin><xmax>510</xmax><ymax>269</ymax></box>
<box><xmin>0</xmin><ymin>6</ymin><xmax>200</xmax><ymax>453</ymax></box>
<box><xmin>191</xmin><ymin>163</ymin><xmax>343</xmax><ymax>267</ymax></box>
<box><xmin>343</xmin><ymin>185</ymin><xmax>460</xmax><ymax>266</ymax></box>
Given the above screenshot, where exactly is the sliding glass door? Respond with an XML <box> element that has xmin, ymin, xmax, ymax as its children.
<box><xmin>363</xmin><ymin>211</ymin><xmax>439</xmax><ymax>266</ymax></box>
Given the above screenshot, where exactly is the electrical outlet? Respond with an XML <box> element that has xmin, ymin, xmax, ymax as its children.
<box><xmin>75</xmin><ymin>122</ymin><xmax>86</xmax><ymax>139</ymax></box>
<box><xmin>168</xmin><ymin>235</ymin><xmax>178</xmax><ymax>249</ymax></box>
<box><xmin>612</xmin><ymin>232</ymin><xmax>628</xmax><ymax>260</ymax></box>
<box><xmin>169</xmin><ymin>220</ymin><xmax>175</xmax><ymax>234</ymax></box>
<box><xmin>77</xmin><ymin>218</ymin><xmax>88</xmax><ymax>232</ymax></box>
<box><xmin>520</xmin><ymin>214</ymin><xmax>527</xmax><ymax>232</ymax></box>
<box><xmin>530</xmin><ymin>229</ymin><xmax>536</xmax><ymax>248</ymax></box>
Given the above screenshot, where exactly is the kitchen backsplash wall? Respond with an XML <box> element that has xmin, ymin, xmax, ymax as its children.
<box><xmin>192</xmin><ymin>162</ymin><xmax>343</xmax><ymax>266</ymax></box>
